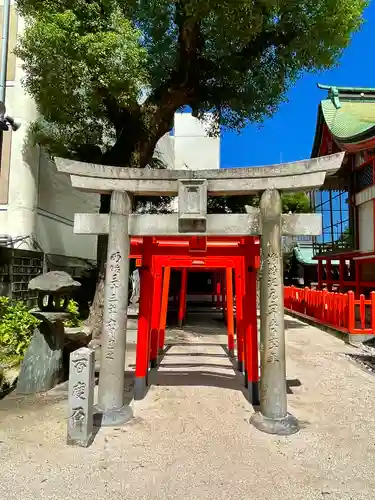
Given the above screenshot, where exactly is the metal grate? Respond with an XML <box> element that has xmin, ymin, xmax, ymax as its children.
<box><xmin>355</xmin><ymin>163</ymin><xmax>373</xmax><ymax>191</ymax></box>
<box><xmin>11</xmin><ymin>254</ymin><xmax>43</xmax><ymax>307</ymax></box>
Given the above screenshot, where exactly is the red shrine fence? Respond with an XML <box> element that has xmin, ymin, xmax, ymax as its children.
<box><xmin>284</xmin><ymin>286</ymin><xmax>375</xmax><ymax>337</ymax></box>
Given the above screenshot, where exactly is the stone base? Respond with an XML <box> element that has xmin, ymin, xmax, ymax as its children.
<box><xmin>349</xmin><ymin>333</ymin><xmax>374</xmax><ymax>344</ymax></box>
<box><xmin>127</xmin><ymin>306</ymin><xmax>139</xmax><ymax>331</ymax></box>
<box><xmin>250</xmin><ymin>412</ymin><xmax>300</xmax><ymax>436</ymax></box>
<box><xmin>134</xmin><ymin>376</ymin><xmax>147</xmax><ymax>401</ymax></box>
<box><xmin>67</xmin><ymin>432</ymin><xmax>94</xmax><ymax>448</ymax></box>
<box><xmin>244</xmin><ymin>370</ymin><xmax>248</xmax><ymax>388</ymax></box>
<box><xmin>94</xmin><ymin>405</ymin><xmax>133</xmax><ymax>427</ymax></box>
<box><xmin>247</xmin><ymin>381</ymin><xmax>260</xmax><ymax>406</ymax></box>
<box><xmin>228</xmin><ymin>349</ymin><xmax>234</xmax><ymax>358</ymax></box>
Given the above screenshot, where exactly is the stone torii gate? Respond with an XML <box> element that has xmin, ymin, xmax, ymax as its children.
<box><xmin>56</xmin><ymin>152</ymin><xmax>344</xmax><ymax>436</ymax></box>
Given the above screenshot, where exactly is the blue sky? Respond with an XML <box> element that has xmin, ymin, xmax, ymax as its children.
<box><xmin>220</xmin><ymin>2</ymin><xmax>375</xmax><ymax>169</ymax></box>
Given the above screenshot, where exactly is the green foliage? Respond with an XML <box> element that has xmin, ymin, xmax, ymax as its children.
<box><xmin>336</xmin><ymin>226</ymin><xmax>353</xmax><ymax>248</ymax></box>
<box><xmin>64</xmin><ymin>299</ymin><xmax>83</xmax><ymax>328</ymax></box>
<box><xmin>208</xmin><ymin>192</ymin><xmax>310</xmax><ymax>214</ymax></box>
<box><xmin>0</xmin><ymin>297</ymin><xmax>40</xmax><ymax>357</ymax></box>
<box><xmin>281</xmin><ymin>192</ymin><xmax>311</xmax><ymax>214</ymax></box>
<box><xmin>15</xmin><ymin>0</ymin><xmax>367</xmax><ymax>166</ymax></box>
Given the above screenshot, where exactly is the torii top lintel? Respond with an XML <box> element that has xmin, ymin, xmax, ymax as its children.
<box><xmin>55</xmin><ymin>153</ymin><xmax>344</xmax><ymax>196</ymax></box>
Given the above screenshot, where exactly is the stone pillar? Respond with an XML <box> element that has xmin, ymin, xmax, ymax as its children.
<box><xmin>250</xmin><ymin>189</ymin><xmax>299</xmax><ymax>435</ymax></box>
<box><xmin>67</xmin><ymin>347</ymin><xmax>95</xmax><ymax>447</ymax></box>
<box><xmin>96</xmin><ymin>191</ymin><xmax>133</xmax><ymax>426</ymax></box>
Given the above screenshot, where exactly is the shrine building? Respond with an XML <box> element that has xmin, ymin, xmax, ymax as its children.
<box><xmin>310</xmin><ymin>84</ymin><xmax>375</xmax><ymax>296</ymax></box>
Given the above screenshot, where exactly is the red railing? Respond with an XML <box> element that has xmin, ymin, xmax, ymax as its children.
<box><xmin>284</xmin><ymin>286</ymin><xmax>375</xmax><ymax>335</ymax></box>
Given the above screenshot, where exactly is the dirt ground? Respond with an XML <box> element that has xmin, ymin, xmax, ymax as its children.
<box><xmin>0</xmin><ymin>314</ymin><xmax>374</xmax><ymax>500</ymax></box>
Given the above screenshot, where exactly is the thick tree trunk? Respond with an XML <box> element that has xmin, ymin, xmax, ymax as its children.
<box><xmin>84</xmin><ymin>103</ymin><xmax>178</xmax><ymax>345</ymax></box>
<box><xmin>87</xmin><ymin>195</ymin><xmax>110</xmax><ymax>345</ymax></box>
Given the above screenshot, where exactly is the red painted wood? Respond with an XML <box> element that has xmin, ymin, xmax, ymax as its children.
<box><xmin>135</xmin><ymin>267</ymin><xmax>151</xmax><ymax>379</ymax></box>
<box><xmin>284</xmin><ymin>286</ymin><xmax>374</xmax><ymax>335</ymax></box>
<box><xmin>226</xmin><ymin>267</ymin><xmax>235</xmax><ymax>353</ymax></box>
<box><xmin>244</xmin><ymin>269</ymin><xmax>259</xmax><ymax>385</ymax></box>
<box><xmin>149</xmin><ymin>262</ymin><xmax>163</xmax><ymax>366</ymax></box>
<box><xmin>159</xmin><ymin>266</ymin><xmax>171</xmax><ymax>350</ymax></box>
<box><xmin>235</xmin><ymin>266</ymin><xmax>244</xmax><ymax>368</ymax></box>
<box><xmin>178</xmin><ymin>268</ymin><xmax>188</xmax><ymax>325</ymax></box>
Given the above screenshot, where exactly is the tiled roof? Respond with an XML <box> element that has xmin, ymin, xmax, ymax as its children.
<box><xmin>321</xmin><ymin>99</ymin><xmax>375</xmax><ymax>142</ymax></box>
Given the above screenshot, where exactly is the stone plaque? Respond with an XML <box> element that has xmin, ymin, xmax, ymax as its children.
<box><xmin>178</xmin><ymin>179</ymin><xmax>207</xmax><ymax>232</ymax></box>
<box><xmin>67</xmin><ymin>347</ymin><xmax>95</xmax><ymax>447</ymax></box>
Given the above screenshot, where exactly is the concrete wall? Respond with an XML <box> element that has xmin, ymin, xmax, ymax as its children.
<box><xmin>4</xmin><ymin>13</ymin><xmax>39</xmax><ymax>250</ymax></box>
<box><xmin>154</xmin><ymin>133</ymin><xmax>175</xmax><ymax>169</ymax></box>
<box><xmin>36</xmin><ymin>153</ymin><xmax>99</xmax><ymax>259</ymax></box>
<box><xmin>0</xmin><ymin>9</ymin><xmax>100</xmax><ymax>259</ymax></box>
<box><xmin>173</xmin><ymin>113</ymin><xmax>220</xmax><ymax>171</ymax></box>
<box><xmin>154</xmin><ymin>112</ymin><xmax>220</xmax><ymax>172</ymax></box>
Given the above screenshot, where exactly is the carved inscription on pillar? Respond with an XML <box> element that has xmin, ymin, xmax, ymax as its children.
<box><xmin>67</xmin><ymin>347</ymin><xmax>95</xmax><ymax>447</ymax></box>
<box><xmin>105</xmin><ymin>251</ymin><xmax>121</xmax><ymax>361</ymax></box>
<box><xmin>265</xmin><ymin>252</ymin><xmax>281</xmax><ymax>364</ymax></box>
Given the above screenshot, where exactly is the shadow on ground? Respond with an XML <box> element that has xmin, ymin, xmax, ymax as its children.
<box><xmin>285</xmin><ymin>318</ymin><xmax>309</xmax><ymax>330</ymax></box>
<box><xmin>147</xmin><ymin>343</ymin><xmax>302</xmax><ymax>401</ymax></box>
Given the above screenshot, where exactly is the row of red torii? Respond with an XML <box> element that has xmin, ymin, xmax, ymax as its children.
<box><xmin>57</xmin><ymin>152</ymin><xmax>344</xmax><ymax>438</ymax></box>
<box><xmin>129</xmin><ymin>235</ymin><xmax>260</xmax><ymax>406</ymax></box>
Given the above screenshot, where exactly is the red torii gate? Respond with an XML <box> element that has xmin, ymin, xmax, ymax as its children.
<box><xmin>129</xmin><ymin>235</ymin><xmax>261</xmax><ymax>404</ymax></box>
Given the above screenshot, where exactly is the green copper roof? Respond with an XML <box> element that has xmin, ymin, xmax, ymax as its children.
<box><xmin>293</xmin><ymin>245</ymin><xmax>340</xmax><ymax>266</ymax></box>
<box><xmin>321</xmin><ymin>99</ymin><xmax>375</xmax><ymax>142</ymax></box>
<box><xmin>312</xmin><ymin>84</ymin><xmax>375</xmax><ymax>158</ymax></box>
<box><xmin>294</xmin><ymin>245</ymin><xmax>315</xmax><ymax>265</ymax></box>
<box><xmin>317</xmin><ymin>83</ymin><xmax>375</xmax><ymax>94</ymax></box>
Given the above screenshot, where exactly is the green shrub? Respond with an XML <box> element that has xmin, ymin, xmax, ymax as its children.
<box><xmin>0</xmin><ymin>297</ymin><xmax>41</xmax><ymax>356</ymax></box>
<box><xmin>64</xmin><ymin>299</ymin><xmax>82</xmax><ymax>328</ymax></box>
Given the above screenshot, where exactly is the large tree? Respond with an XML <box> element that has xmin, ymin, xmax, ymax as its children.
<box><xmin>16</xmin><ymin>0</ymin><xmax>366</xmax><ymax>168</ymax></box>
<box><xmin>15</xmin><ymin>0</ymin><xmax>366</xmax><ymax>336</ymax></box>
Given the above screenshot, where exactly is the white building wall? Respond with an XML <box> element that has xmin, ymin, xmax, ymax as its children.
<box><xmin>5</xmin><ymin>14</ymin><xmax>39</xmax><ymax>250</ymax></box>
<box><xmin>358</xmin><ymin>200</ymin><xmax>374</xmax><ymax>252</ymax></box>
<box><xmin>1</xmin><ymin>10</ymin><xmax>100</xmax><ymax>259</ymax></box>
<box><xmin>154</xmin><ymin>112</ymin><xmax>220</xmax><ymax>212</ymax></box>
<box><xmin>36</xmin><ymin>153</ymin><xmax>99</xmax><ymax>259</ymax></box>
<box><xmin>173</xmin><ymin>113</ymin><xmax>220</xmax><ymax>170</ymax></box>
<box><xmin>153</xmin><ymin>133</ymin><xmax>175</xmax><ymax>169</ymax></box>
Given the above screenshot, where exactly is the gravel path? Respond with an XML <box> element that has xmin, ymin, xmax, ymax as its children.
<box><xmin>0</xmin><ymin>314</ymin><xmax>374</xmax><ymax>500</ymax></box>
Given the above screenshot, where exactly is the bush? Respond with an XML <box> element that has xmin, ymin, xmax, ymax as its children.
<box><xmin>64</xmin><ymin>299</ymin><xmax>82</xmax><ymax>328</ymax></box>
<box><xmin>0</xmin><ymin>297</ymin><xmax>41</xmax><ymax>357</ymax></box>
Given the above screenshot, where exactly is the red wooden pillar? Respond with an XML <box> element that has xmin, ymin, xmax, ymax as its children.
<box><xmin>159</xmin><ymin>266</ymin><xmax>171</xmax><ymax>351</ymax></box>
<box><xmin>235</xmin><ymin>264</ymin><xmax>245</xmax><ymax>372</ymax></box>
<box><xmin>355</xmin><ymin>260</ymin><xmax>361</xmax><ymax>299</ymax></box>
<box><xmin>226</xmin><ymin>267</ymin><xmax>235</xmax><ymax>357</ymax></box>
<box><xmin>178</xmin><ymin>268</ymin><xmax>188</xmax><ymax>327</ymax></box>
<box><xmin>215</xmin><ymin>274</ymin><xmax>222</xmax><ymax>310</ymax></box>
<box><xmin>223</xmin><ymin>272</ymin><xmax>227</xmax><ymax>323</ymax></box>
<box><xmin>212</xmin><ymin>272</ymin><xmax>216</xmax><ymax>307</ymax></box>
<box><xmin>339</xmin><ymin>258</ymin><xmax>345</xmax><ymax>293</ymax></box>
<box><xmin>134</xmin><ymin>266</ymin><xmax>151</xmax><ymax>400</ymax></box>
<box><xmin>326</xmin><ymin>259</ymin><xmax>332</xmax><ymax>291</ymax></box>
<box><xmin>317</xmin><ymin>260</ymin><xmax>323</xmax><ymax>290</ymax></box>
<box><xmin>244</xmin><ymin>267</ymin><xmax>259</xmax><ymax>405</ymax></box>
<box><xmin>149</xmin><ymin>261</ymin><xmax>163</xmax><ymax>368</ymax></box>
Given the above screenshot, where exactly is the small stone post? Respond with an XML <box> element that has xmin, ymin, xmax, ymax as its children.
<box><xmin>67</xmin><ymin>347</ymin><xmax>95</xmax><ymax>447</ymax></box>
<box><xmin>96</xmin><ymin>191</ymin><xmax>133</xmax><ymax>426</ymax></box>
<box><xmin>250</xmin><ymin>189</ymin><xmax>299</xmax><ymax>435</ymax></box>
